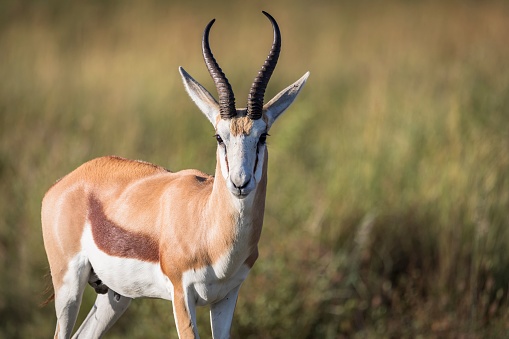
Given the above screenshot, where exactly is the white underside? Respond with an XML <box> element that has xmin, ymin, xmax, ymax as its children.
<box><xmin>81</xmin><ymin>224</ymin><xmax>172</xmax><ymax>300</ymax></box>
<box><xmin>183</xmin><ymin>256</ymin><xmax>251</xmax><ymax>307</ymax></box>
<box><xmin>78</xmin><ymin>223</ymin><xmax>251</xmax><ymax>306</ymax></box>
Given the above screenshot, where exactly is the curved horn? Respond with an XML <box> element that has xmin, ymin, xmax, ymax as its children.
<box><xmin>247</xmin><ymin>11</ymin><xmax>281</xmax><ymax>120</ymax></box>
<box><xmin>202</xmin><ymin>19</ymin><xmax>236</xmax><ymax>119</ymax></box>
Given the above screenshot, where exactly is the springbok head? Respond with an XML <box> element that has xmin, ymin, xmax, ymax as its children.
<box><xmin>180</xmin><ymin>11</ymin><xmax>309</xmax><ymax>199</ymax></box>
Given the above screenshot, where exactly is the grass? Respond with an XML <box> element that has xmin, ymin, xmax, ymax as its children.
<box><xmin>1</xmin><ymin>0</ymin><xmax>509</xmax><ymax>337</ymax></box>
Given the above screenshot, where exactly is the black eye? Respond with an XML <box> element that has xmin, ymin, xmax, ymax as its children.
<box><xmin>259</xmin><ymin>133</ymin><xmax>269</xmax><ymax>145</ymax></box>
<box><xmin>214</xmin><ymin>134</ymin><xmax>224</xmax><ymax>145</ymax></box>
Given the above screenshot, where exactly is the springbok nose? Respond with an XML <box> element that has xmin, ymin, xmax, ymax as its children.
<box><xmin>231</xmin><ymin>174</ymin><xmax>251</xmax><ymax>189</ymax></box>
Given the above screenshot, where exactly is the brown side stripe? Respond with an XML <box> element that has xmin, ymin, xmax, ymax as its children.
<box><xmin>88</xmin><ymin>195</ymin><xmax>159</xmax><ymax>262</ymax></box>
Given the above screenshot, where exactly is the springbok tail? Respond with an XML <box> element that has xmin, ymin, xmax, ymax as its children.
<box><xmin>40</xmin><ymin>270</ymin><xmax>55</xmax><ymax>307</ymax></box>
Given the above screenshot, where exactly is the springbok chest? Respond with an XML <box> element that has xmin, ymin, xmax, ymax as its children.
<box><xmin>183</xmin><ymin>262</ymin><xmax>251</xmax><ymax>306</ymax></box>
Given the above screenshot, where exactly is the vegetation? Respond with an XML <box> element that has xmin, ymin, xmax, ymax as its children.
<box><xmin>1</xmin><ymin>0</ymin><xmax>508</xmax><ymax>337</ymax></box>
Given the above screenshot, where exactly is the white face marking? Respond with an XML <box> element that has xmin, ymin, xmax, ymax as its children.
<box><xmin>215</xmin><ymin>115</ymin><xmax>268</xmax><ymax>199</ymax></box>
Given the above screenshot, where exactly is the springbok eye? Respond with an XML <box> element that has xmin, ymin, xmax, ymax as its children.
<box><xmin>259</xmin><ymin>133</ymin><xmax>269</xmax><ymax>145</ymax></box>
<box><xmin>214</xmin><ymin>134</ymin><xmax>224</xmax><ymax>145</ymax></box>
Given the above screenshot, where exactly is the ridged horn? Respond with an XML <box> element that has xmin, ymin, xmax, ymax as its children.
<box><xmin>247</xmin><ymin>11</ymin><xmax>281</xmax><ymax>120</ymax></box>
<box><xmin>202</xmin><ymin>19</ymin><xmax>236</xmax><ymax>119</ymax></box>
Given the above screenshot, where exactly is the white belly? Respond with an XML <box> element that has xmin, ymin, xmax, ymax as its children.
<box><xmin>81</xmin><ymin>224</ymin><xmax>173</xmax><ymax>300</ymax></box>
<box><xmin>81</xmin><ymin>224</ymin><xmax>251</xmax><ymax>306</ymax></box>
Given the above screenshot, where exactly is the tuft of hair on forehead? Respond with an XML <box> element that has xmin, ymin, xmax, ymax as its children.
<box><xmin>230</xmin><ymin>116</ymin><xmax>254</xmax><ymax>136</ymax></box>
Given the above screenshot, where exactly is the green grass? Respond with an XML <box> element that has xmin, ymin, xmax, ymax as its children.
<box><xmin>1</xmin><ymin>1</ymin><xmax>509</xmax><ymax>337</ymax></box>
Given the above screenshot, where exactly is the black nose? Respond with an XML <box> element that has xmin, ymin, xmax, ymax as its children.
<box><xmin>233</xmin><ymin>180</ymin><xmax>250</xmax><ymax>189</ymax></box>
<box><xmin>232</xmin><ymin>174</ymin><xmax>251</xmax><ymax>190</ymax></box>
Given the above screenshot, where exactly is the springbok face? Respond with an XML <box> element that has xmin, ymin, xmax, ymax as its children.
<box><xmin>214</xmin><ymin>112</ymin><xmax>268</xmax><ymax>198</ymax></box>
<box><xmin>180</xmin><ymin>11</ymin><xmax>309</xmax><ymax>199</ymax></box>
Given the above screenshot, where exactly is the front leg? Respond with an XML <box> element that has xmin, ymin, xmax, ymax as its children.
<box><xmin>172</xmin><ymin>285</ymin><xmax>199</xmax><ymax>339</ymax></box>
<box><xmin>210</xmin><ymin>285</ymin><xmax>241</xmax><ymax>339</ymax></box>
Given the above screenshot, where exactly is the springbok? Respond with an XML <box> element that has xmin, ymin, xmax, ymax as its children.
<box><xmin>42</xmin><ymin>11</ymin><xmax>309</xmax><ymax>338</ymax></box>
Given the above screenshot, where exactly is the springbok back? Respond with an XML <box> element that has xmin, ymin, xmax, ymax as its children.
<box><xmin>42</xmin><ymin>11</ymin><xmax>309</xmax><ymax>339</ymax></box>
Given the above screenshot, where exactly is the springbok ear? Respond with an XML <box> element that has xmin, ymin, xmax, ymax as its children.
<box><xmin>264</xmin><ymin>72</ymin><xmax>309</xmax><ymax>127</ymax></box>
<box><xmin>179</xmin><ymin>66</ymin><xmax>220</xmax><ymax>125</ymax></box>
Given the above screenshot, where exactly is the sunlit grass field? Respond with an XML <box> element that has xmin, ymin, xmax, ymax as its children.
<box><xmin>1</xmin><ymin>1</ymin><xmax>509</xmax><ymax>337</ymax></box>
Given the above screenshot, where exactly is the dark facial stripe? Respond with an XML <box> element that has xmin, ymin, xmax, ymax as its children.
<box><xmin>254</xmin><ymin>148</ymin><xmax>260</xmax><ymax>175</ymax></box>
<box><xmin>88</xmin><ymin>195</ymin><xmax>160</xmax><ymax>262</ymax></box>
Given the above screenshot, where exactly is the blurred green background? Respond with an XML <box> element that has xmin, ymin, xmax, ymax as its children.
<box><xmin>1</xmin><ymin>0</ymin><xmax>509</xmax><ymax>337</ymax></box>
